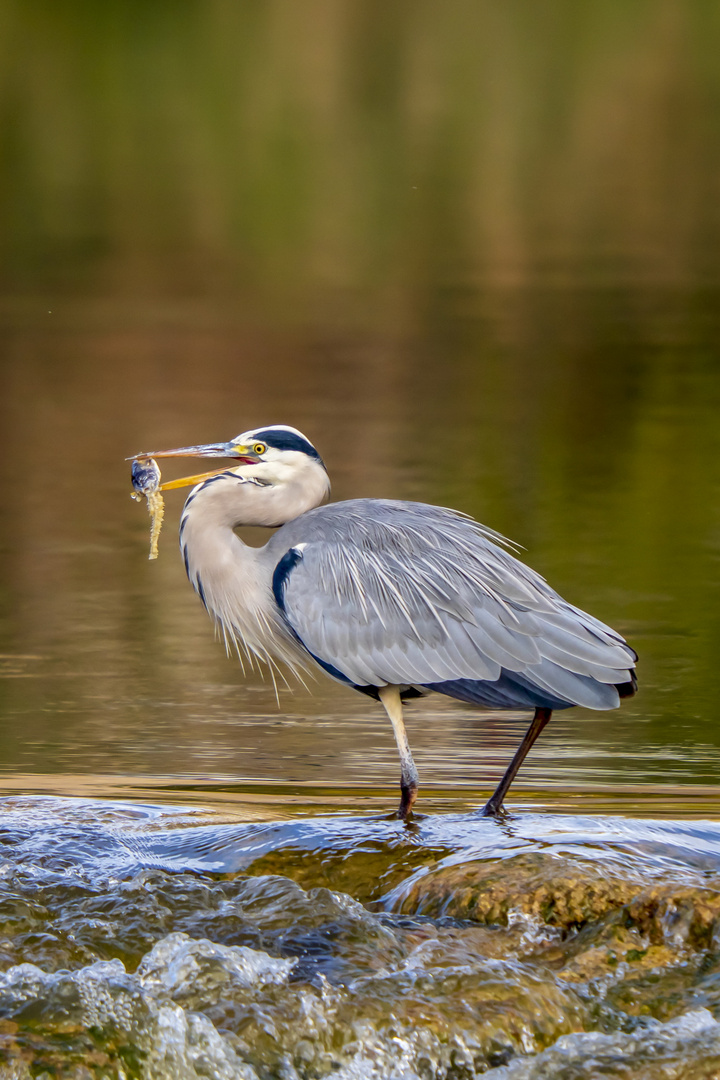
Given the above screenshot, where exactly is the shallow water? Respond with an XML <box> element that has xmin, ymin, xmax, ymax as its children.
<box><xmin>2</xmin><ymin>3</ymin><xmax>720</xmax><ymax>1075</ymax></box>
<box><xmin>2</xmin><ymin>796</ymin><xmax>720</xmax><ymax>1077</ymax></box>
<box><xmin>2</xmin><ymin>4</ymin><xmax>720</xmax><ymax>806</ymax></box>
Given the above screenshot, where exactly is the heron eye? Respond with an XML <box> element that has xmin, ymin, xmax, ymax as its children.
<box><xmin>253</xmin><ymin>443</ymin><xmax>266</xmax><ymax>455</ymax></box>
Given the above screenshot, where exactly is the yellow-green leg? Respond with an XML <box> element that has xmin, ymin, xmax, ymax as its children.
<box><xmin>379</xmin><ymin>685</ymin><xmax>419</xmax><ymax>819</ymax></box>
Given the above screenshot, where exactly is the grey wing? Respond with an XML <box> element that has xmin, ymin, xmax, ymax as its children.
<box><xmin>270</xmin><ymin>500</ymin><xmax>637</xmax><ymax>710</ymax></box>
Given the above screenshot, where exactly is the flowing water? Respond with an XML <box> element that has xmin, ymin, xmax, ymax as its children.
<box><xmin>4</xmin><ymin>798</ymin><xmax>720</xmax><ymax>1078</ymax></box>
<box><xmin>2</xmin><ymin>2</ymin><xmax>720</xmax><ymax>1075</ymax></box>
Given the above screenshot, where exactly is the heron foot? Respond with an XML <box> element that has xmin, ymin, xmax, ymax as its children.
<box><xmin>479</xmin><ymin>797</ymin><xmax>508</xmax><ymax>819</ymax></box>
<box><xmin>398</xmin><ymin>782</ymin><xmax>418</xmax><ymax>821</ymax></box>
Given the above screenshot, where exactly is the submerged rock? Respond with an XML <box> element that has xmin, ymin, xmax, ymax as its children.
<box><xmin>389</xmin><ymin>852</ymin><xmax>643</xmax><ymax>928</ymax></box>
<box><xmin>484</xmin><ymin>1008</ymin><xmax>720</xmax><ymax>1080</ymax></box>
<box><xmin>389</xmin><ymin>851</ymin><xmax>720</xmax><ymax>948</ymax></box>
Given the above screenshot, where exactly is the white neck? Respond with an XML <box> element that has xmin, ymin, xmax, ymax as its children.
<box><xmin>176</xmin><ymin>453</ymin><xmax>329</xmax><ymax>678</ymax></box>
<box><xmin>178</xmin><ymin>485</ymin><xmax>314</xmax><ymax>678</ymax></box>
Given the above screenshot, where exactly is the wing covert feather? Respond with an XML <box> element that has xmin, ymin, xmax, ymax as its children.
<box><xmin>268</xmin><ymin>499</ymin><xmax>636</xmax><ymax>705</ymax></box>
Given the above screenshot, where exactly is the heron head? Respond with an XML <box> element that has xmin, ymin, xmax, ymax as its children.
<box><xmin>129</xmin><ymin>425</ymin><xmax>330</xmax><ymax>526</ymax></box>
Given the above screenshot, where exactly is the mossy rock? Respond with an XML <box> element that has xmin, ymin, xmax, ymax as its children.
<box><xmin>391</xmin><ymin>853</ymin><xmax>640</xmax><ymax>930</ymax></box>
<box><xmin>391</xmin><ymin>853</ymin><xmax>720</xmax><ymax>962</ymax></box>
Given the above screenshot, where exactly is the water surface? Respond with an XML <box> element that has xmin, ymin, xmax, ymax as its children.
<box><xmin>2</xmin><ymin>1</ymin><xmax>720</xmax><ymax>806</ymax></box>
<box><xmin>2</xmin><ymin>287</ymin><xmax>720</xmax><ymax>809</ymax></box>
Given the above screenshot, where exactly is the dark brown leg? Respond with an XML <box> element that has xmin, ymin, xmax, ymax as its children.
<box><xmin>481</xmin><ymin>707</ymin><xmax>552</xmax><ymax>817</ymax></box>
<box><xmin>399</xmin><ymin>777</ymin><xmax>418</xmax><ymax>820</ymax></box>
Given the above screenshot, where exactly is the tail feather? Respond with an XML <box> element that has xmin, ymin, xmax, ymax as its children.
<box><xmin>617</xmin><ymin>671</ymin><xmax>638</xmax><ymax>698</ymax></box>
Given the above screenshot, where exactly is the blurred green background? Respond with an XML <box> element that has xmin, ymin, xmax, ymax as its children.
<box><xmin>1</xmin><ymin>0</ymin><xmax>720</xmax><ymax>802</ymax></box>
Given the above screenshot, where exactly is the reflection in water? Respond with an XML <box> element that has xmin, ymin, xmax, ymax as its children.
<box><xmin>0</xmin><ymin>2</ymin><xmax>720</xmax><ymax>803</ymax></box>
<box><xmin>2</xmin><ymin>2</ymin><xmax>720</xmax><ymax>294</ymax></box>
<box><xmin>1</xmin><ymin>309</ymin><xmax>719</xmax><ymax>799</ymax></box>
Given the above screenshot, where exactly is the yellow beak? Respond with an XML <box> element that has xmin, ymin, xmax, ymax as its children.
<box><xmin>158</xmin><ymin>467</ymin><xmax>234</xmax><ymax>492</ymax></box>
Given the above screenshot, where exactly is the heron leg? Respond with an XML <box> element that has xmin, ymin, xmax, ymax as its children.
<box><xmin>378</xmin><ymin>685</ymin><xmax>419</xmax><ymax>819</ymax></box>
<box><xmin>481</xmin><ymin>707</ymin><xmax>552</xmax><ymax>817</ymax></box>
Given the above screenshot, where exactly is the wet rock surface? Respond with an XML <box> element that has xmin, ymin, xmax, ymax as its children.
<box><xmin>1</xmin><ymin>800</ymin><xmax>720</xmax><ymax>1077</ymax></box>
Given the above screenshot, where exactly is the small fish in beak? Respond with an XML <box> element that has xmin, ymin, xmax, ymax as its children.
<box><xmin>128</xmin><ymin>438</ymin><xmax>261</xmax><ymax>559</ymax></box>
<box><xmin>130</xmin><ymin>457</ymin><xmax>165</xmax><ymax>560</ymax></box>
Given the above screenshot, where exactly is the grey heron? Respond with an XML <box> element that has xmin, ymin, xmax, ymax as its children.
<box><xmin>132</xmin><ymin>424</ymin><xmax>637</xmax><ymax>818</ymax></box>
